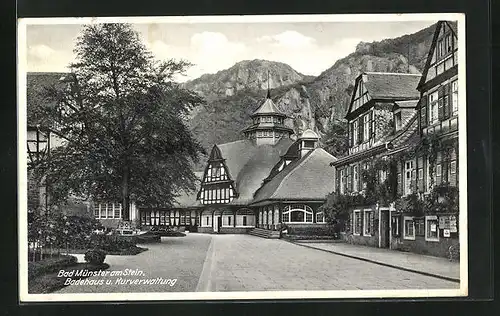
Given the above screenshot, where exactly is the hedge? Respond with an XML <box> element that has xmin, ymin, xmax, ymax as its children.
<box><xmin>28</xmin><ymin>255</ymin><xmax>77</xmax><ymax>279</ymax></box>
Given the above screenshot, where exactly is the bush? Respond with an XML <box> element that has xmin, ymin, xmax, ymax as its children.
<box><xmin>84</xmin><ymin>249</ymin><xmax>106</xmax><ymax>265</ymax></box>
<box><xmin>88</xmin><ymin>234</ymin><xmax>136</xmax><ymax>252</ymax></box>
<box><xmin>28</xmin><ymin>255</ymin><xmax>77</xmax><ymax>279</ymax></box>
<box><xmin>136</xmin><ymin>232</ymin><xmax>161</xmax><ymax>243</ymax></box>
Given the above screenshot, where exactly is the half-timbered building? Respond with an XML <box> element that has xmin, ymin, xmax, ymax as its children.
<box><xmin>332</xmin><ymin>71</ymin><xmax>422</xmax><ymax>248</ymax></box>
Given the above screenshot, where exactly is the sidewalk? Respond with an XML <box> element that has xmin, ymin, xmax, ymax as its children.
<box><xmin>292</xmin><ymin>241</ymin><xmax>460</xmax><ymax>282</ymax></box>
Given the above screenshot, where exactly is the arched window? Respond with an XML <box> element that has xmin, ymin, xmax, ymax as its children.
<box><xmin>282</xmin><ymin>205</ymin><xmax>313</xmax><ymax>223</ymax></box>
<box><xmin>316</xmin><ymin>212</ymin><xmax>325</xmax><ymax>223</ymax></box>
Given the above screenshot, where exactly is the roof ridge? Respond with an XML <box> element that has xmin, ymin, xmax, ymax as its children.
<box><xmin>268</xmin><ymin>149</ymin><xmax>317</xmax><ymax>200</ymax></box>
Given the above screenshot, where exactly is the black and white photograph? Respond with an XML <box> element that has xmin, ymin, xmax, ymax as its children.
<box><xmin>17</xmin><ymin>13</ymin><xmax>467</xmax><ymax>302</ymax></box>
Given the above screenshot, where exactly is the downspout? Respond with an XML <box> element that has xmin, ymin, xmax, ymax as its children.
<box><xmin>377</xmin><ymin>203</ymin><xmax>381</xmax><ymax>248</ymax></box>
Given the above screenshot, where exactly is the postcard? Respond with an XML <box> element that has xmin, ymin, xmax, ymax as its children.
<box><xmin>18</xmin><ymin>13</ymin><xmax>467</xmax><ymax>302</ymax></box>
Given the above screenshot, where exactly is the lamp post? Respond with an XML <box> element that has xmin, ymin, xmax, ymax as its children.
<box><xmin>27</xmin><ymin>124</ymin><xmax>51</xmax><ymax>260</ymax></box>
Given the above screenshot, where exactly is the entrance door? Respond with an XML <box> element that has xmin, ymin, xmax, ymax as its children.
<box><xmin>379</xmin><ymin>209</ymin><xmax>390</xmax><ymax>248</ymax></box>
<box><xmin>217</xmin><ymin>216</ymin><xmax>222</xmax><ymax>233</ymax></box>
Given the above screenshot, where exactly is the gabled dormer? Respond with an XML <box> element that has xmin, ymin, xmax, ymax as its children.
<box><xmin>417</xmin><ymin>21</ymin><xmax>459</xmax><ymax>137</ymax></box>
<box><xmin>198</xmin><ymin>145</ymin><xmax>236</xmax><ymax>205</ymax></box>
<box><xmin>418</xmin><ymin>21</ymin><xmax>458</xmax><ymax>91</ymax></box>
<box><xmin>345</xmin><ymin>72</ymin><xmax>421</xmax><ymax>155</ymax></box>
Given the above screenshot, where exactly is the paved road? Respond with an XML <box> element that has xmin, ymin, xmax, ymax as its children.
<box><xmin>56</xmin><ymin>233</ymin><xmax>211</xmax><ymax>293</ymax></box>
<box><xmin>196</xmin><ymin>234</ymin><xmax>458</xmax><ymax>291</ymax></box>
<box><xmin>56</xmin><ymin>233</ymin><xmax>458</xmax><ymax>293</ymax></box>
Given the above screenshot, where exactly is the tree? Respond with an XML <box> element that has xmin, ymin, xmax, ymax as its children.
<box><xmin>323</xmin><ymin>119</ymin><xmax>349</xmax><ymax>158</ymax></box>
<box><xmin>36</xmin><ymin>23</ymin><xmax>206</xmax><ymax>220</ymax></box>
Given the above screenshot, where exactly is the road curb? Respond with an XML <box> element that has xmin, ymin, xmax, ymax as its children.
<box><xmin>287</xmin><ymin>240</ymin><xmax>460</xmax><ymax>283</ymax></box>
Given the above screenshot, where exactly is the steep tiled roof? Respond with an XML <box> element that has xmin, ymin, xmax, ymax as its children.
<box><xmin>252</xmin><ymin>148</ymin><xmax>337</xmax><ymax>204</ymax></box>
<box><xmin>251</xmin><ymin>97</ymin><xmax>286</xmax><ymax>116</ymax></box>
<box><xmin>217</xmin><ymin>140</ymin><xmax>258</xmax><ymax>182</ymax></box>
<box><xmin>363</xmin><ymin>72</ymin><xmax>421</xmax><ymax>100</ymax></box>
<box><xmin>215</xmin><ymin>138</ymin><xmax>294</xmax><ymax>205</ymax></box>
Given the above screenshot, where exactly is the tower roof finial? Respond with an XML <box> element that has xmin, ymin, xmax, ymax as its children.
<box><xmin>266</xmin><ymin>69</ymin><xmax>271</xmax><ymax>99</ymax></box>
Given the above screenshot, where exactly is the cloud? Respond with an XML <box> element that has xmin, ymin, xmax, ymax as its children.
<box><xmin>27</xmin><ymin>44</ymin><xmax>73</xmax><ymax>72</ymax></box>
<box><xmin>188</xmin><ymin>32</ymin><xmax>247</xmax><ymax>76</ymax></box>
<box><xmin>257</xmin><ymin>31</ymin><xmax>316</xmax><ymax>48</ymax></box>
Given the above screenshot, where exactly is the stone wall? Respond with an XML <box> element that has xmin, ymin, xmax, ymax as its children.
<box><xmin>286</xmin><ymin>224</ymin><xmax>332</xmax><ymax>236</ymax></box>
<box><xmin>390</xmin><ymin>235</ymin><xmax>459</xmax><ymax>258</ymax></box>
<box><xmin>197</xmin><ymin>227</ymin><xmax>213</xmax><ymax>233</ymax></box>
<box><xmin>219</xmin><ymin>227</ymin><xmax>254</xmax><ymax>234</ymax></box>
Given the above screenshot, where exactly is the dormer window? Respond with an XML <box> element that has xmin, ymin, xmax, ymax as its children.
<box><xmin>395</xmin><ymin>112</ymin><xmax>402</xmax><ymax>131</ymax></box>
<box><xmin>303</xmin><ymin>140</ymin><xmax>315</xmax><ymax>148</ymax></box>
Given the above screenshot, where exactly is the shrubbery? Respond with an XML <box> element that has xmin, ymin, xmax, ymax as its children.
<box><xmin>28</xmin><ymin>255</ymin><xmax>77</xmax><ymax>279</ymax></box>
<box><xmin>84</xmin><ymin>249</ymin><xmax>106</xmax><ymax>265</ymax></box>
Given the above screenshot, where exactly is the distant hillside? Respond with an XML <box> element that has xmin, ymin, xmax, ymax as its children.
<box><xmin>187</xmin><ymin>21</ymin><xmax>445</xmax><ymax>163</ymax></box>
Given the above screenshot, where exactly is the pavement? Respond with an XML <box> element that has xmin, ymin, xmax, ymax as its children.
<box><xmin>56</xmin><ymin>233</ymin><xmax>212</xmax><ymax>293</ymax></box>
<box><xmin>56</xmin><ymin>233</ymin><xmax>459</xmax><ymax>293</ymax></box>
<box><xmin>291</xmin><ymin>241</ymin><xmax>460</xmax><ymax>282</ymax></box>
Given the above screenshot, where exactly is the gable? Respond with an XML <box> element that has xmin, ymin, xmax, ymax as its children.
<box><xmin>419</xmin><ymin>21</ymin><xmax>458</xmax><ymax>88</ymax></box>
<box><xmin>347</xmin><ymin>76</ymin><xmax>371</xmax><ymax>116</ymax></box>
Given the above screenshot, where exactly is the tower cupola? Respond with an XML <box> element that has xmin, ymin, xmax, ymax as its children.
<box><xmin>298</xmin><ymin>129</ymin><xmax>319</xmax><ymax>158</ymax></box>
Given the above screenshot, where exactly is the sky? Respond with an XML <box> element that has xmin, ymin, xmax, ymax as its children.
<box><xmin>25</xmin><ymin>20</ymin><xmax>437</xmax><ymax>82</ymax></box>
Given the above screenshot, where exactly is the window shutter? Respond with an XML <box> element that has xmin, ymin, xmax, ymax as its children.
<box><xmin>420</xmin><ymin>97</ymin><xmax>428</xmax><ymax>128</ymax></box>
<box><xmin>370</xmin><ymin>111</ymin><xmax>374</xmax><ymax>139</ymax></box>
<box><xmin>438</xmin><ymin>86</ymin><xmax>444</xmax><ymax>120</ymax></box>
<box><xmin>443</xmin><ymin>83</ymin><xmax>451</xmax><ymax>119</ymax></box>
<box><xmin>350</xmin><ymin>165</ymin><xmax>354</xmax><ymax>192</ymax></box>
<box><xmin>358</xmin><ymin>117</ymin><xmax>363</xmax><ymax>144</ymax></box>
<box><xmin>397</xmin><ymin>162</ymin><xmax>403</xmax><ymax>195</ymax></box>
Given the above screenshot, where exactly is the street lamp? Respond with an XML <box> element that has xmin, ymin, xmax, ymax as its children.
<box><xmin>27</xmin><ymin>124</ymin><xmax>51</xmax><ymax>213</ymax></box>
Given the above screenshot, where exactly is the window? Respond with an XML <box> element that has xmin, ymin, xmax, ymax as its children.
<box><xmin>353</xmin><ymin>210</ymin><xmax>362</xmax><ymax>235</ymax></box>
<box><xmin>437</xmin><ymin>39</ymin><xmax>444</xmax><ymax>57</ymax></box>
<box><xmin>243</xmin><ymin>216</ymin><xmax>247</xmax><ymax>226</ymax></box>
<box><xmin>395</xmin><ymin>112</ymin><xmax>402</xmax><ymax>131</ymax></box>
<box><xmin>452</xmin><ymin>80</ymin><xmax>458</xmax><ymax>115</ymax></box>
<box><xmin>380</xmin><ymin>169</ymin><xmax>387</xmax><ymax>183</ymax></box>
<box><xmin>403</xmin><ymin>216</ymin><xmax>415</xmax><ymax>240</ymax></box>
<box><xmin>206</xmin><ymin>216</ymin><xmax>210</xmax><ymax>226</ymax></box>
<box><xmin>404</xmin><ymin>160</ymin><xmax>414</xmax><ymax>195</ymax></box>
<box><xmin>114</xmin><ymin>204</ymin><xmax>121</xmax><ymax>218</ymax></box>
<box><xmin>303</xmin><ymin>140</ymin><xmax>315</xmax><ymax>148</ymax></box>
<box><xmin>363</xmin><ymin>113</ymin><xmax>370</xmax><ymax>142</ymax></box>
<box><xmin>415</xmin><ymin>218</ymin><xmax>425</xmax><ymax>236</ymax></box>
<box><xmin>315</xmin><ymin>212</ymin><xmax>325</xmax><ymax>223</ymax></box>
<box><xmin>450</xmin><ymin>161</ymin><xmax>457</xmax><ymax>174</ymax></box>
<box><xmin>227</xmin><ymin>216</ymin><xmax>231</xmax><ymax>226</ymax></box>
<box><xmin>425</xmin><ymin>216</ymin><xmax>439</xmax><ymax>241</ymax></box>
<box><xmin>94</xmin><ymin>204</ymin><xmax>100</xmax><ymax>218</ymax></box>
<box><xmin>429</xmin><ymin>91</ymin><xmax>439</xmax><ymax>124</ymax></box>
<box><xmin>436</xmin><ymin>164</ymin><xmax>442</xmax><ymax>177</ymax></box>
<box><xmin>282</xmin><ymin>205</ymin><xmax>313</xmax><ymax>223</ymax></box>
<box><xmin>446</xmin><ymin>34</ymin><xmax>452</xmax><ymax>53</ymax></box>
<box><xmin>363</xmin><ymin>210</ymin><xmax>374</xmax><ymax>236</ymax></box>
<box><xmin>94</xmin><ymin>203</ymin><xmax>124</xmax><ymax>219</ymax></box>
<box><xmin>391</xmin><ymin>215</ymin><xmax>401</xmax><ymax>237</ymax></box>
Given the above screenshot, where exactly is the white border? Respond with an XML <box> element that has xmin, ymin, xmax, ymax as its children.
<box><xmin>17</xmin><ymin>12</ymin><xmax>467</xmax><ymax>302</ymax></box>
